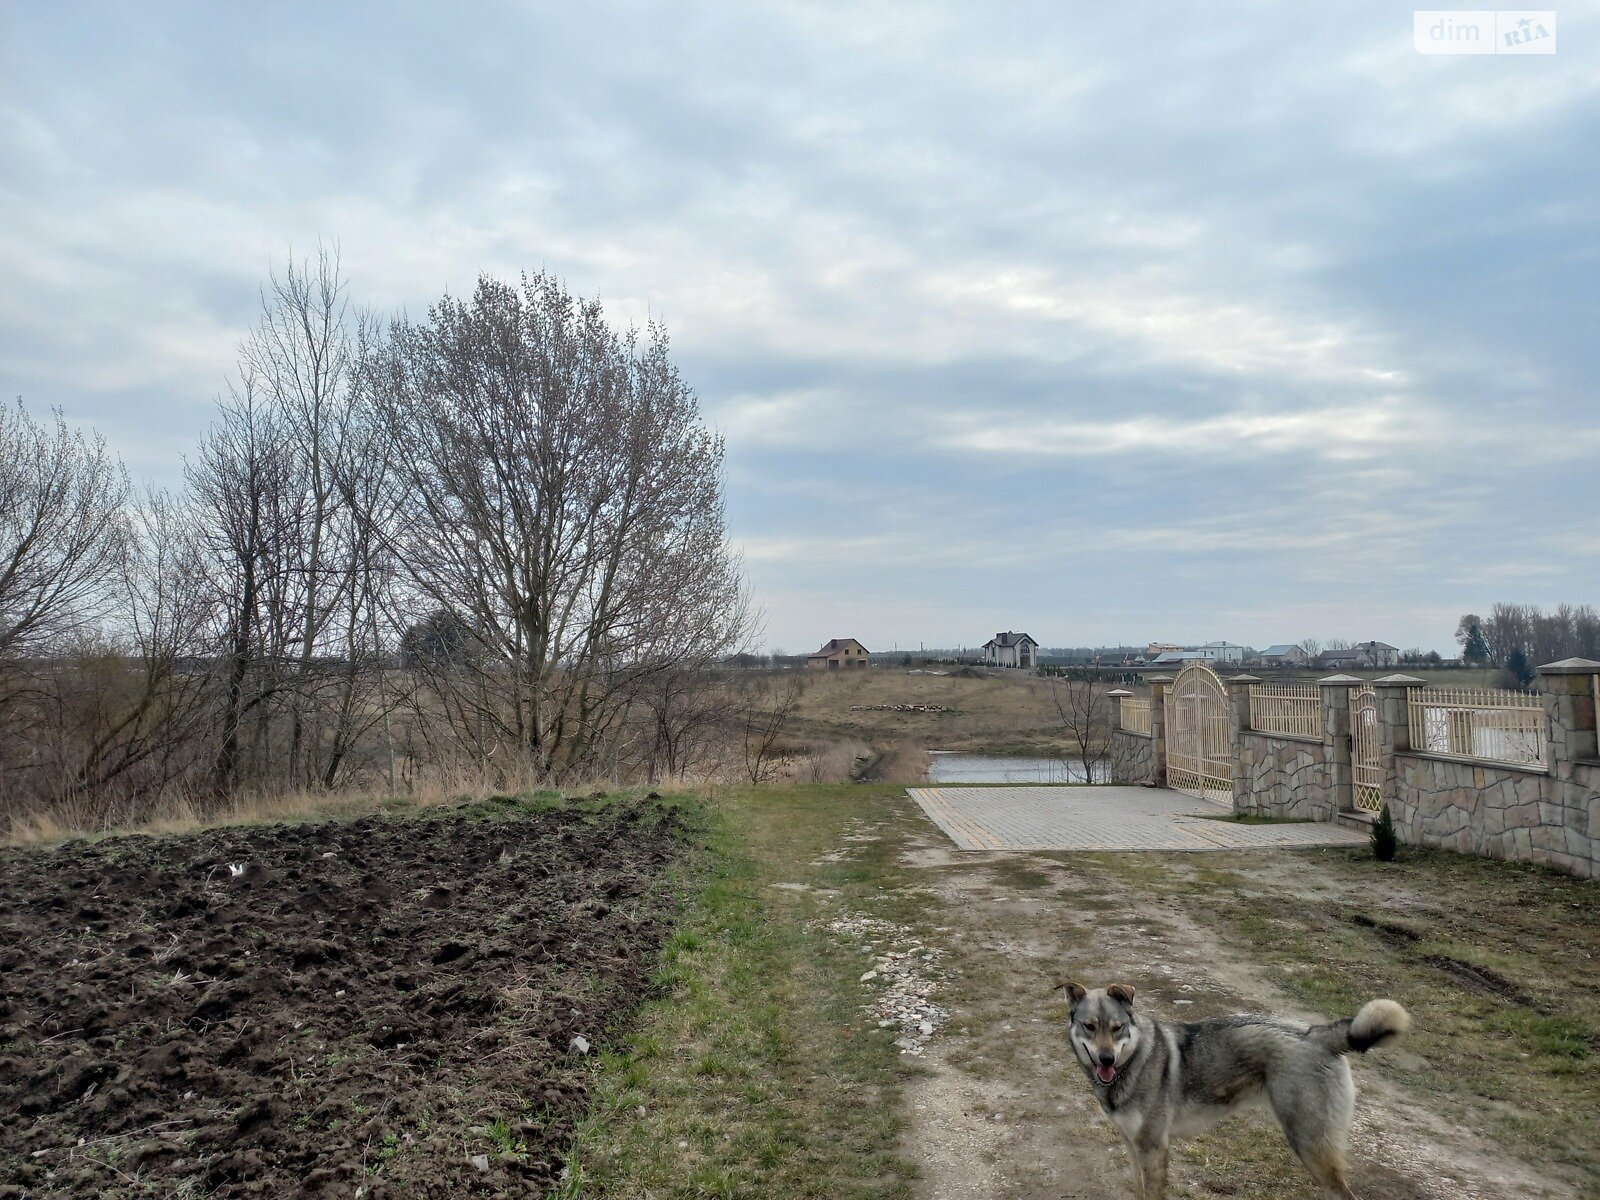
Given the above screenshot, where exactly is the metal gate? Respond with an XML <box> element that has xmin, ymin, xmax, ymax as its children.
<box><xmin>1164</xmin><ymin>663</ymin><xmax>1231</xmax><ymax>804</ymax></box>
<box><xmin>1350</xmin><ymin>684</ymin><xmax>1383</xmax><ymax>813</ymax></box>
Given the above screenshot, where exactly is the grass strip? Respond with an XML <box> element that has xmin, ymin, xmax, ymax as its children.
<box><xmin>560</xmin><ymin>785</ymin><xmax>921</xmax><ymax>1200</ymax></box>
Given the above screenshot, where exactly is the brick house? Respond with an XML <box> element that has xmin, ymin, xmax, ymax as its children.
<box><xmin>807</xmin><ymin>638</ymin><xmax>870</xmax><ymax>669</ymax></box>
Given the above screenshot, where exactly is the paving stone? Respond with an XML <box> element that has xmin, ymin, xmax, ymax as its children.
<box><xmin>905</xmin><ymin>786</ymin><xmax>1368</xmax><ymax>853</ymax></box>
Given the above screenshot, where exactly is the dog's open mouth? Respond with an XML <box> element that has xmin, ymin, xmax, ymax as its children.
<box><xmin>1095</xmin><ymin>1063</ymin><xmax>1117</xmax><ymax>1085</ymax></box>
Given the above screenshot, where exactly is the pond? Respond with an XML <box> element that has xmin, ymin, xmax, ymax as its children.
<box><xmin>926</xmin><ymin>752</ymin><xmax>1108</xmax><ymax>784</ymax></box>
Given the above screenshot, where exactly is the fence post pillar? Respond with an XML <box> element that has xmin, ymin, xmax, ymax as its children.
<box><xmin>1536</xmin><ymin>658</ymin><xmax>1600</xmax><ymax>777</ymax></box>
<box><xmin>1372</xmin><ymin>674</ymin><xmax>1425</xmax><ymax>820</ymax></box>
<box><xmin>1226</xmin><ymin>675</ymin><xmax>1260</xmax><ymax>810</ymax></box>
<box><xmin>1319</xmin><ymin>674</ymin><xmax>1364</xmax><ymax>816</ymax></box>
<box><xmin>1147</xmin><ymin>675</ymin><xmax>1173</xmax><ymax>787</ymax></box>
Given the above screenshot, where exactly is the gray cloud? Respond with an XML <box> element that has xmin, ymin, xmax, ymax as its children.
<box><xmin>2</xmin><ymin>0</ymin><xmax>1596</xmax><ymax>654</ymax></box>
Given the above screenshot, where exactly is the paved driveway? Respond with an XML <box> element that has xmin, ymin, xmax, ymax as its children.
<box><xmin>906</xmin><ymin>785</ymin><xmax>1367</xmax><ymax>852</ymax></box>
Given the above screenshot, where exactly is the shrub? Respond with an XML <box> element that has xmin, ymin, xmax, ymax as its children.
<box><xmin>1371</xmin><ymin>803</ymin><xmax>1399</xmax><ymax>862</ymax></box>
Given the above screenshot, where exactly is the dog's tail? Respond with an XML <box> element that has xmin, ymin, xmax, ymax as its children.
<box><xmin>1310</xmin><ymin>999</ymin><xmax>1412</xmax><ymax>1055</ymax></box>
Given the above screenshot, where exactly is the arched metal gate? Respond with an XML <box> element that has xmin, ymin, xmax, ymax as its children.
<box><xmin>1164</xmin><ymin>662</ymin><xmax>1231</xmax><ymax>804</ymax></box>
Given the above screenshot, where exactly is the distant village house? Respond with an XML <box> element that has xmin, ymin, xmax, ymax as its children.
<box><xmin>1313</xmin><ymin>648</ymin><xmax>1362</xmax><ymax>669</ymax></box>
<box><xmin>1148</xmin><ymin>641</ymin><xmax>1252</xmax><ymax>666</ymax></box>
<box><xmin>1258</xmin><ymin>644</ymin><xmax>1309</xmax><ymax>666</ymax></box>
<box><xmin>982</xmin><ymin>631</ymin><xmax>1038</xmax><ymax>669</ymax></box>
<box><xmin>1312</xmin><ymin>642</ymin><xmax>1399</xmax><ymax>670</ymax></box>
<box><xmin>807</xmin><ymin>638</ymin><xmax>870</xmax><ymax>669</ymax></box>
<box><xmin>1355</xmin><ymin>641</ymin><xmax>1400</xmax><ymax>667</ymax></box>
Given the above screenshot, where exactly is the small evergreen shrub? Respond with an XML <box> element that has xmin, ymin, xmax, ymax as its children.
<box><xmin>1371</xmin><ymin>803</ymin><xmax>1399</xmax><ymax>862</ymax></box>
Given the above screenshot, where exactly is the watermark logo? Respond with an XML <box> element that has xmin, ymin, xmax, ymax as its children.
<box><xmin>1414</xmin><ymin>10</ymin><xmax>1557</xmax><ymax>53</ymax></box>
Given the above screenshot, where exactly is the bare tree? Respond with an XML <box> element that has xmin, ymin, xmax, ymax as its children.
<box><xmin>738</xmin><ymin>670</ymin><xmax>806</xmax><ymax>783</ymax></box>
<box><xmin>56</xmin><ymin>490</ymin><xmax>216</xmax><ymax>816</ymax></box>
<box><xmin>188</xmin><ymin>249</ymin><xmax>396</xmax><ymax>795</ymax></box>
<box><xmin>0</xmin><ymin>402</ymin><xmax>132</xmax><ymax>823</ymax></box>
<box><xmin>368</xmin><ymin>272</ymin><xmax>749</xmax><ymax>779</ymax></box>
<box><xmin>1048</xmin><ymin>673</ymin><xmax>1115</xmax><ymax>781</ymax></box>
<box><xmin>3</xmin><ymin>262</ymin><xmax>761</xmax><ymax>832</ymax></box>
<box><xmin>639</xmin><ymin>665</ymin><xmax>733</xmax><ymax>781</ymax></box>
<box><xmin>0</xmin><ymin>401</ymin><xmax>129</xmax><ymax>658</ymax></box>
<box><xmin>189</xmin><ymin>374</ymin><xmax>293</xmax><ymax>795</ymax></box>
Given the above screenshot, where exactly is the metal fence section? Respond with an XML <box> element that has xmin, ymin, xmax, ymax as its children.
<box><xmin>1407</xmin><ymin>685</ymin><xmax>1548</xmax><ymax>770</ymax></box>
<box><xmin>1350</xmin><ymin>684</ymin><xmax>1383</xmax><ymax>812</ymax></box>
<box><xmin>1119</xmin><ymin>697</ymin><xmax>1152</xmax><ymax>735</ymax></box>
<box><xmin>1248</xmin><ymin>683</ymin><xmax>1323</xmax><ymax>739</ymax></box>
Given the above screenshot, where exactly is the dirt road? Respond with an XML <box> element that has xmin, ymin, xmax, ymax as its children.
<box><xmin>879</xmin><ymin>798</ymin><xmax>1585</xmax><ymax>1200</ymax></box>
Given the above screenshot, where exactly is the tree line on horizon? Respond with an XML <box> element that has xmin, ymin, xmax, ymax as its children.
<box><xmin>1456</xmin><ymin>604</ymin><xmax>1600</xmax><ymax>688</ymax></box>
<box><xmin>0</xmin><ymin>252</ymin><xmax>755</xmax><ymax>834</ymax></box>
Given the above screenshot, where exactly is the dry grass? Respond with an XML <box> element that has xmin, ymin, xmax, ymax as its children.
<box><xmin>864</xmin><ymin>742</ymin><xmax>933</xmax><ymax>784</ymax></box>
<box><xmin>789</xmin><ymin>666</ymin><xmax>1076</xmax><ymax>754</ymax></box>
<box><xmin>1</xmin><ymin>761</ymin><xmax>720</xmax><ymax>847</ymax></box>
<box><xmin>788</xmin><ymin>738</ymin><xmax>870</xmax><ymax>784</ymax></box>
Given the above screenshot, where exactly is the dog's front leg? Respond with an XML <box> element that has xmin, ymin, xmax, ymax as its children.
<box><xmin>1134</xmin><ymin>1139</ymin><xmax>1170</xmax><ymax>1199</ymax></box>
<box><xmin>1117</xmin><ymin>1132</ymin><xmax>1146</xmax><ymax>1198</ymax></box>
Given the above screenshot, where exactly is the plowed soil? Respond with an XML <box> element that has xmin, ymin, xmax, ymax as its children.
<box><xmin>0</xmin><ymin>797</ymin><xmax>690</xmax><ymax>1198</ymax></box>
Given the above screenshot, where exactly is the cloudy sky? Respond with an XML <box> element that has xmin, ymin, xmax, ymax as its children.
<box><xmin>3</xmin><ymin>2</ymin><xmax>1596</xmax><ymax>655</ymax></box>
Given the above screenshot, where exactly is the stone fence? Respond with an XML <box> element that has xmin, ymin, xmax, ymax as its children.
<box><xmin>1110</xmin><ymin>659</ymin><xmax>1600</xmax><ymax>879</ymax></box>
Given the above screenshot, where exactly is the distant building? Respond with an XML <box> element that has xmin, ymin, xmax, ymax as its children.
<box><xmin>1313</xmin><ymin>648</ymin><xmax>1363</xmax><ymax>670</ymax></box>
<box><xmin>1258</xmin><ymin>644</ymin><xmax>1309</xmax><ymax>667</ymax></box>
<box><xmin>1152</xmin><ymin>649</ymin><xmax>1206</xmax><ymax>665</ymax></box>
<box><xmin>1150</xmin><ymin>642</ymin><xmax>1250</xmax><ymax>667</ymax></box>
<box><xmin>807</xmin><ymin>638</ymin><xmax>870</xmax><ymax>670</ymax></box>
<box><xmin>982</xmin><ymin>631</ymin><xmax>1038</xmax><ymax>669</ymax></box>
<box><xmin>1313</xmin><ymin>642</ymin><xmax>1400</xmax><ymax>671</ymax></box>
<box><xmin>1146</xmin><ymin>642</ymin><xmax>1184</xmax><ymax>659</ymax></box>
<box><xmin>1354</xmin><ymin>641</ymin><xmax>1400</xmax><ymax>668</ymax></box>
<box><xmin>1200</xmin><ymin>641</ymin><xmax>1252</xmax><ymax>664</ymax></box>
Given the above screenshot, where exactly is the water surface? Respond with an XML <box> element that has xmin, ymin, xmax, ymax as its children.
<box><xmin>926</xmin><ymin>752</ymin><xmax>1106</xmax><ymax>784</ymax></box>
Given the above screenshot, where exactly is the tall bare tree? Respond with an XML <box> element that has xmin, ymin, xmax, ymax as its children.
<box><xmin>368</xmin><ymin>272</ymin><xmax>748</xmax><ymax>779</ymax></box>
<box><xmin>244</xmin><ymin>251</ymin><xmax>399</xmax><ymax>788</ymax></box>
<box><xmin>189</xmin><ymin>373</ymin><xmax>293</xmax><ymax>795</ymax></box>
<box><xmin>188</xmin><ymin>249</ymin><xmax>395</xmax><ymax>795</ymax></box>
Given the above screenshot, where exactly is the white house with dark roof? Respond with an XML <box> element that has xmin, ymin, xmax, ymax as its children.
<box><xmin>982</xmin><ymin>631</ymin><xmax>1038</xmax><ymax>669</ymax></box>
<box><xmin>1355</xmin><ymin>641</ymin><xmax>1399</xmax><ymax>667</ymax></box>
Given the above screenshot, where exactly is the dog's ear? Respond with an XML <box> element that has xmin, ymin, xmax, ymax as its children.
<box><xmin>1054</xmin><ymin>981</ymin><xmax>1088</xmax><ymax>1003</ymax></box>
<box><xmin>1108</xmin><ymin>983</ymin><xmax>1136</xmax><ymax>1007</ymax></box>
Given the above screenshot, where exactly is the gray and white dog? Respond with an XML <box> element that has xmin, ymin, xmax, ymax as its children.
<box><xmin>1062</xmin><ymin>982</ymin><xmax>1410</xmax><ymax>1199</ymax></box>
